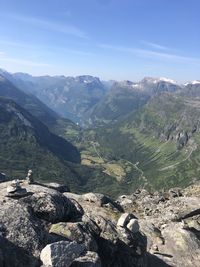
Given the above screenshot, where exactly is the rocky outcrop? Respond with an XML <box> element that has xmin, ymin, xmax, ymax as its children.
<box><xmin>117</xmin><ymin>186</ymin><xmax>200</xmax><ymax>267</ymax></box>
<box><xmin>0</xmin><ymin>181</ymin><xmax>147</xmax><ymax>267</ymax></box>
<box><xmin>0</xmin><ymin>180</ymin><xmax>200</xmax><ymax>266</ymax></box>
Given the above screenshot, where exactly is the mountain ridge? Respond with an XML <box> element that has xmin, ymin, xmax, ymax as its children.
<box><xmin>2</xmin><ymin>68</ymin><xmax>200</xmax><ymax>127</ymax></box>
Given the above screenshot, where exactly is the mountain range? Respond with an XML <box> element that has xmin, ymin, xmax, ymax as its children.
<box><xmin>3</xmin><ymin>69</ymin><xmax>190</xmax><ymax>126</ymax></box>
<box><xmin>1</xmin><ymin>68</ymin><xmax>200</xmax><ymax>196</ymax></box>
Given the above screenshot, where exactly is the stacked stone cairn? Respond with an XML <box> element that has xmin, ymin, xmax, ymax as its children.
<box><xmin>6</xmin><ymin>179</ymin><xmax>27</xmax><ymax>198</ymax></box>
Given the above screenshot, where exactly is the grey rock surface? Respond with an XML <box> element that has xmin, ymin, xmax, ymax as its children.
<box><xmin>49</xmin><ymin>222</ymin><xmax>98</xmax><ymax>251</ymax></box>
<box><xmin>43</xmin><ymin>182</ymin><xmax>70</xmax><ymax>193</ymax></box>
<box><xmin>71</xmin><ymin>251</ymin><xmax>101</xmax><ymax>267</ymax></box>
<box><xmin>21</xmin><ymin>191</ymin><xmax>81</xmax><ymax>223</ymax></box>
<box><xmin>0</xmin><ymin>179</ymin><xmax>200</xmax><ymax>267</ymax></box>
<box><xmin>40</xmin><ymin>241</ymin><xmax>85</xmax><ymax>267</ymax></box>
<box><xmin>127</xmin><ymin>218</ymin><xmax>140</xmax><ymax>233</ymax></box>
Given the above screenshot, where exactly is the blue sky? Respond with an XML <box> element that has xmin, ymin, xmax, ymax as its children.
<box><xmin>0</xmin><ymin>0</ymin><xmax>200</xmax><ymax>82</ymax></box>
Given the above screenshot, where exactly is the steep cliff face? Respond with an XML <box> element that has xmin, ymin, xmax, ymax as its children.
<box><xmin>0</xmin><ymin>179</ymin><xmax>199</xmax><ymax>267</ymax></box>
<box><xmin>0</xmin><ymin>74</ymin><xmax>79</xmax><ymax>137</ymax></box>
<box><xmin>0</xmin><ymin>97</ymin><xmax>81</xmax><ymax>181</ymax></box>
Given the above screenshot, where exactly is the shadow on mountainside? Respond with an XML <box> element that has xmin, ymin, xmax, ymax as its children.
<box><xmin>0</xmin><ymin>236</ymin><xmax>40</xmax><ymax>267</ymax></box>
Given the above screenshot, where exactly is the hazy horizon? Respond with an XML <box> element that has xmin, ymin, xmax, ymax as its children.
<box><xmin>0</xmin><ymin>0</ymin><xmax>200</xmax><ymax>82</ymax></box>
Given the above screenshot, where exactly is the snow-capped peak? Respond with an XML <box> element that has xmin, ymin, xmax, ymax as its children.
<box><xmin>158</xmin><ymin>77</ymin><xmax>177</xmax><ymax>84</ymax></box>
<box><xmin>184</xmin><ymin>80</ymin><xmax>200</xmax><ymax>86</ymax></box>
<box><xmin>132</xmin><ymin>83</ymin><xmax>140</xmax><ymax>88</ymax></box>
<box><xmin>141</xmin><ymin>77</ymin><xmax>177</xmax><ymax>84</ymax></box>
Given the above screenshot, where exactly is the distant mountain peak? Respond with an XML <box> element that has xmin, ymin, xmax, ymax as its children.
<box><xmin>184</xmin><ymin>80</ymin><xmax>200</xmax><ymax>86</ymax></box>
<box><xmin>141</xmin><ymin>77</ymin><xmax>177</xmax><ymax>84</ymax></box>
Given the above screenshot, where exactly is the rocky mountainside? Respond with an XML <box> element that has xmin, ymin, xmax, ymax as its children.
<box><xmin>0</xmin><ymin>97</ymin><xmax>126</xmax><ymax>195</ymax></box>
<box><xmin>180</xmin><ymin>80</ymin><xmax>200</xmax><ymax>97</ymax></box>
<box><xmin>89</xmin><ymin>80</ymin><xmax>150</xmax><ymax>125</ymax></box>
<box><xmin>0</xmin><ymin>73</ymin><xmax>79</xmax><ymax>136</ymax></box>
<box><xmin>0</xmin><ymin>178</ymin><xmax>199</xmax><ymax>267</ymax></box>
<box><xmin>89</xmin><ymin>78</ymin><xmax>182</xmax><ymax>125</ymax></box>
<box><xmin>80</xmin><ymin>92</ymin><xmax>200</xmax><ymax>195</ymax></box>
<box><xmin>0</xmin><ymin>97</ymin><xmax>80</xmax><ymax>179</ymax></box>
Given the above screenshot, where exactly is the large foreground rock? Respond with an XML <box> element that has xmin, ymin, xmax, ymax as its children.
<box><xmin>0</xmin><ymin>236</ymin><xmax>40</xmax><ymax>267</ymax></box>
<box><xmin>0</xmin><ymin>199</ymin><xmax>45</xmax><ymax>257</ymax></box>
<box><xmin>40</xmin><ymin>241</ymin><xmax>85</xmax><ymax>267</ymax></box>
<box><xmin>21</xmin><ymin>191</ymin><xmax>81</xmax><ymax>223</ymax></box>
<box><xmin>1</xmin><ymin>179</ymin><xmax>200</xmax><ymax>267</ymax></box>
<box><xmin>49</xmin><ymin>222</ymin><xmax>98</xmax><ymax>251</ymax></box>
<box><xmin>157</xmin><ymin>223</ymin><xmax>200</xmax><ymax>267</ymax></box>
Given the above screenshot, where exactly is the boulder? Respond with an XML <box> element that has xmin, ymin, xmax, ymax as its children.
<box><xmin>40</xmin><ymin>241</ymin><xmax>85</xmax><ymax>267</ymax></box>
<box><xmin>156</xmin><ymin>222</ymin><xmax>200</xmax><ymax>267</ymax></box>
<box><xmin>139</xmin><ymin>220</ymin><xmax>164</xmax><ymax>251</ymax></box>
<box><xmin>21</xmin><ymin>191</ymin><xmax>81</xmax><ymax>223</ymax></box>
<box><xmin>49</xmin><ymin>222</ymin><xmax>98</xmax><ymax>251</ymax></box>
<box><xmin>83</xmin><ymin>213</ymin><xmax>118</xmax><ymax>242</ymax></box>
<box><xmin>0</xmin><ymin>199</ymin><xmax>46</xmax><ymax>257</ymax></box>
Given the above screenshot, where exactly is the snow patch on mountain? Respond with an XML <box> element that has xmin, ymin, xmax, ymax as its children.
<box><xmin>184</xmin><ymin>80</ymin><xmax>200</xmax><ymax>86</ymax></box>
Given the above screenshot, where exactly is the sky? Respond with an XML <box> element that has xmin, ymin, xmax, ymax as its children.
<box><xmin>0</xmin><ymin>0</ymin><xmax>200</xmax><ymax>82</ymax></box>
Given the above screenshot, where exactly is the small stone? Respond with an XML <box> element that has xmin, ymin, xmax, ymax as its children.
<box><xmin>49</xmin><ymin>222</ymin><xmax>98</xmax><ymax>251</ymax></box>
<box><xmin>117</xmin><ymin>213</ymin><xmax>134</xmax><ymax>228</ymax></box>
<box><xmin>26</xmin><ymin>170</ymin><xmax>34</xmax><ymax>184</ymax></box>
<box><xmin>22</xmin><ymin>192</ymin><xmax>79</xmax><ymax>223</ymax></box>
<box><xmin>127</xmin><ymin>219</ymin><xmax>140</xmax><ymax>233</ymax></box>
<box><xmin>151</xmin><ymin>244</ymin><xmax>159</xmax><ymax>252</ymax></box>
<box><xmin>7</xmin><ymin>185</ymin><xmax>17</xmax><ymax>193</ymax></box>
<box><xmin>161</xmin><ymin>224</ymin><xmax>167</xmax><ymax>230</ymax></box>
